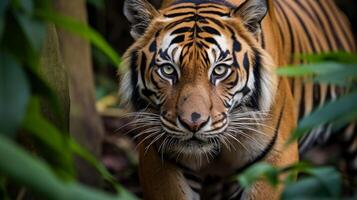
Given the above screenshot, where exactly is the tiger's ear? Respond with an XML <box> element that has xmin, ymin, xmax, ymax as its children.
<box><xmin>123</xmin><ymin>0</ymin><xmax>159</xmax><ymax>39</ymax></box>
<box><xmin>232</xmin><ymin>0</ymin><xmax>268</xmax><ymax>34</ymax></box>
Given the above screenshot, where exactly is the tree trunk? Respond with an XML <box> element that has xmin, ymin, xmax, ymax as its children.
<box><xmin>39</xmin><ymin>24</ymin><xmax>69</xmax><ymax>131</ymax></box>
<box><xmin>54</xmin><ymin>0</ymin><xmax>104</xmax><ymax>186</ymax></box>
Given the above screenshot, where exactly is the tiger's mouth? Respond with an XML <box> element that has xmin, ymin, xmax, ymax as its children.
<box><xmin>156</xmin><ymin>115</ymin><xmax>229</xmax><ymax>157</ymax></box>
<box><xmin>164</xmin><ymin>136</ymin><xmax>217</xmax><ymax>155</ymax></box>
<box><xmin>157</xmin><ymin>128</ymin><xmax>225</xmax><ymax>159</ymax></box>
<box><xmin>178</xmin><ymin>135</ymin><xmax>211</xmax><ymax>147</ymax></box>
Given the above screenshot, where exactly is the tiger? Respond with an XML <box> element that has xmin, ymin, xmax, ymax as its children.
<box><xmin>119</xmin><ymin>0</ymin><xmax>356</xmax><ymax>199</ymax></box>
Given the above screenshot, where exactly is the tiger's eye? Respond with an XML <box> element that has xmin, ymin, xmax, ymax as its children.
<box><xmin>162</xmin><ymin>65</ymin><xmax>175</xmax><ymax>75</ymax></box>
<box><xmin>213</xmin><ymin>65</ymin><xmax>228</xmax><ymax>76</ymax></box>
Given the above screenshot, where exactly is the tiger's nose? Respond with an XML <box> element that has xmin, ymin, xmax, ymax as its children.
<box><xmin>178</xmin><ymin>112</ymin><xmax>209</xmax><ymax>132</ymax></box>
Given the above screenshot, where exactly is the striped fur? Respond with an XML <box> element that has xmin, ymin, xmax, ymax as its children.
<box><xmin>120</xmin><ymin>0</ymin><xmax>356</xmax><ymax>199</ymax></box>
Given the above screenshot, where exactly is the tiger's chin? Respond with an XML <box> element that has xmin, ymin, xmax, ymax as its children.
<box><xmin>159</xmin><ymin>137</ymin><xmax>220</xmax><ymax>169</ymax></box>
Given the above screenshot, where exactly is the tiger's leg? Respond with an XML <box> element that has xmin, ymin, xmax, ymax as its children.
<box><xmin>138</xmin><ymin>143</ymin><xmax>200</xmax><ymax>200</ymax></box>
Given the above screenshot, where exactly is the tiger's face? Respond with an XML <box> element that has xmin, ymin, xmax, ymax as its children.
<box><xmin>122</xmin><ymin>0</ymin><xmax>277</xmax><ymax>163</ymax></box>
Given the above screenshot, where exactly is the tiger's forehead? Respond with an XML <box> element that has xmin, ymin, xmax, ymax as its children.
<box><xmin>161</xmin><ymin>2</ymin><xmax>231</xmax><ymax>17</ymax></box>
<box><xmin>156</xmin><ymin>2</ymin><xmax>236</xmax><ymax>53</ymax></box>
<box><xmin>147</xmin><ymin>2</ymin><xmax>250</xmax><ymax>68</ymax></box>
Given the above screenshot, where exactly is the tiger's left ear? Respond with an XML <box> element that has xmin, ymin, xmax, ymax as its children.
<box><xmin>232</xmin><ymin>0</ymin><xmax>268</xmax><ymax>34</ymax></box>
<box><xmin>123</xmin><ymin>0</ymin><xmax>159</xmax><ymax>39</ymax></box>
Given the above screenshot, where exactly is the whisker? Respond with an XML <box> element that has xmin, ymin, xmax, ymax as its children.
<box><xmin>145</xmin><ymin>132</ymin><xmax>166</xmax><ymax>154</ymax></box>
<box><xmin>229</xmin><ymin>125</ymin><xmax>272</xmax><ymax>138</ymax></box>
<box><xmin>132</xmin><ymin>127</ymin><xmax>162</xmax><ymax>139</ymax></box>
<box><xmin>224</xmin><ymin>132</ymin><xmax>249</xmax><ymax>152</ymax></box>
<box><xmin>135</xmin><ymin>131</ymin><xmax>161</xmax><ymax>150</ymax></box>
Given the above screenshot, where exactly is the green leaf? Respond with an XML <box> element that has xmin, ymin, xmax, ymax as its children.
<box><xmin>305</xmin><ymin>167</ymin><xmax>341</xmax><ymax>196</ymax></box>
<box><xmin>287</xmin><ymin>91</ymin><xmax>357</xmax><ymax>144</ymax></box>
<box><xmin>0</xmin><ymin>18</ymin><xmax>4</xmax><ymax>43</ymax></box>
<box><xmin>0</xmin><ymin>0</ymin><xmax>8</xmax><ymax>17</ymax></box>
<box><xmin>0</xmin><ymin>176</ymin><xmax>9</xmax><ymax>200</ymax></box>
<box><xmin>331</xmin><ymin>110</ymin><xmax>357</xmax><ymax>132</ymax></box>
<box><xmin>277</xmin><ymin>62</ymin><xmax>348</xmax><ymax>77</ymax></box>
<box><xmin>0</xmin><ymin>52</ymin><xmax>30</xmax><ymax>136</ymax></box>
<box><xmin>14</xmin><ymin>11</ymin><xmax>46</xmax><ymax>53</ymax></box>
<box><xmin>0</xmin><ymin>0</ymin><xmax>9</xmax><ymax>41</ymax></box>
<box><xmin>0</xmin><ymin>13</ymin><xmax>40</xmax><ymax>70</ymax></box>
<box><xmin>282</xmin><ymin>167</ymin><xmax>341</xmax><ymax>199</ymax></box>
<box><xmin>26</xmin><ymin>68</ymin><xmax>63</xmax><ymax>125</ymax></box>
<box><xmin>22</xmin><ymin>98</ymin><xmax>137</xmax><ymax>199</ymax></box>
<box><xmin>0</xmin><ymin>134</ymin><xmax>130</xmax><ymax>200</ymax></box>
<box><xmin>36</xmin><ymin>10</ymin><xmax>122</xmax><ymax>66</ymax></box>
<box><xmin>298</xmin><ymin>52</ymin><xmax>357</xmax><ymax>64</ymax></box>
<box><xmin>237</xmin><ymin>163</ymin><xmax>279</xmax><ymax>188</ymax></box>
<box><xmin>13</xmin><ymin>0</ymin><xmax>34</xmax><ymax>14</ymax></box>
<box><xmin>313</xmin><ymin>65</ymin><xmax>357</xmax><ymax>85</ymax></box>
<box><xmin>22</xmin><ymin>97</ymin><xmax>75</xmax><ymax>179</ymax></box>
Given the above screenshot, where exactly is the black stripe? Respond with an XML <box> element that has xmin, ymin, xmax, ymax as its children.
<box><xmin>226</xmin><ymin>73</ymin><xmax>239</xmax><ymax>90</ymax></box>
<box><xmin>199</xmin><ymin>10</ymin><xmax>230</xmax><ymax>17</ymax></box>
<box><xmin>170</xmin><ymin>35</ymin><xmax>185</xmax><ymax>45</ymax></box>
<box><xmin>164</xmin><ymin>12</ymin><xmax>195</xmax><ymax>18</ymax></box>
<box><xmin>313</xmin><ymin>83</ymin><xmax>321</xmax><ymax>109</ymax></box>
<box><xmin>245</xmin><ymin>49</ymin><xmax>261</xmax><ymax>110</ymax></box>
<box><xmin>204</xmin><ymin>37</ymin><xmax>218</xmax><ymax>46</ymax></box>
<box><xmin>130</xmin><ymin>50</ymin><xmax>149</xmax><ymax>110</ymax></box>
<box><xmin>298</xmin><ymin>80</ymin><xmax>305</xmax><ymax>119</ymax></box>
<box><xmin>183</xmin><ymin>172</ymin><xmax>203</xmax><ymax>183</ymax></box>
<box><xmin>140</xmin><ymin>52</ymin><xmax>148</xmax><ymax>89</ymax></box>
<box><xmin>243</xmin><ymin>52</ymin><xmax>249</xmax><ymax>72</ymax></box>
<box><xmin>170</xmin><ymin>5</ymin><xmax>196</xmax><ymax>10</ymax></box>
<box><xmin>212</xmin><ymin>116</ymin><xmax>227</xmax><ymax>126</ymax></box>
<box><xmin>205</xmin><ymin>17</ymin><xmax>225</xmax><ymax>28</ymax></box>
<box><xmin>198</xmin><ymin>4</ymin><xmax>225</xmax><ymax>9</ymax></box>
<box><xmin>260</xmin><ymin>31</ymin><xmax>265</xmax><ymax>49</ymax></box>
<box><xmin>171</xmin><ymin>27</ymin><xmax>192</xmax><ymax>35</ymax></box>
<box><xmin>201</xmin><ymin>26</ymin><xmax>221</xmax><ymax>35</ymax></box>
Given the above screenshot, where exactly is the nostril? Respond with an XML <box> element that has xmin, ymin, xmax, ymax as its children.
<box><xmin>178</xmin><ymin>115</ymin><xmax>209</xmax><ymax>132</ymax></box>
<box><xmin>178</xmin><ymin>116</ymin><xmax>191</xmax><ymax>131</ymax></box>
<box><xmin>191</xmin><ymin>112</ymin><xmax>201</xmax><ymax>122</ymax></box>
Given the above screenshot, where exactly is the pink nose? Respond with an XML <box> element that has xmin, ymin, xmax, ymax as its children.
<box><xmin>178</xmin><ymin>112</ymin><xmax>209</xmax><ymax>132</ymax></box>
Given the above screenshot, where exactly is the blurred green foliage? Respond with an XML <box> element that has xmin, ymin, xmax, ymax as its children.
<box><xmin>0</xmin><ymin>0</ymin><xmax>137</xmax><ymax>199</ymax></box>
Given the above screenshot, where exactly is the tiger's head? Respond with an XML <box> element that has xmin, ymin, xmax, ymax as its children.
<box><xmin>121</xmin><ymin>0</ymin><xmax>277</xmax><ymax>165</ymax></box>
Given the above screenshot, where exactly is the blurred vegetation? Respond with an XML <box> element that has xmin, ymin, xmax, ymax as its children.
<box><xmin>0</xmin><ymin>0</ymin><xmax>137</xmax><ymax>199</ymax></box>
<box><xmin>0</xmin><ymin>0</ymin><xmax>356</xmax><ymax>200</ymax></box>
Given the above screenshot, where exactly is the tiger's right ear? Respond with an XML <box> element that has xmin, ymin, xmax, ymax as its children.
<box><xmin>231</xmin><ymin>0</ymin><xmax>268</xmax><ymax>35</ymax></box>
<box><xmin>124</xmin><ymin>0</ymin><xmax>159</xmax><ymax>40</ymax></box>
